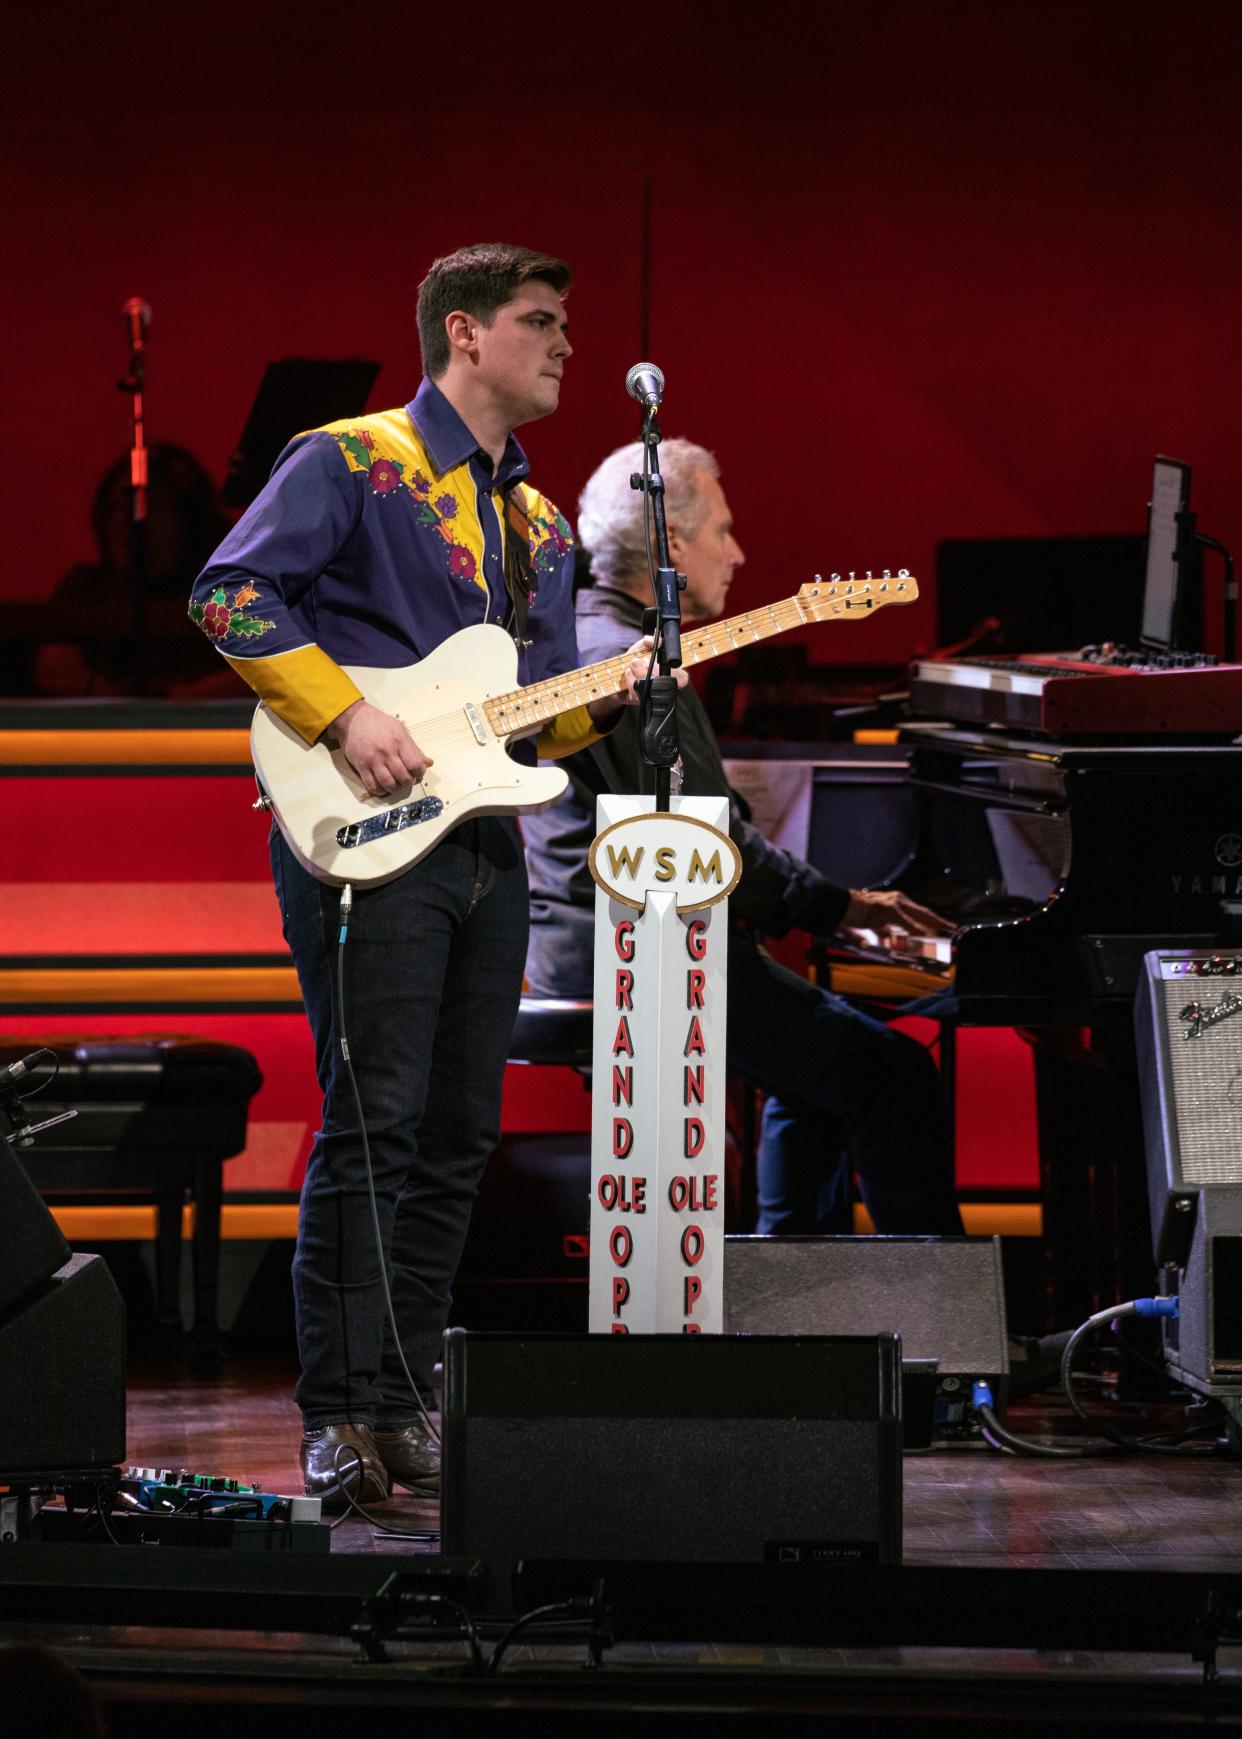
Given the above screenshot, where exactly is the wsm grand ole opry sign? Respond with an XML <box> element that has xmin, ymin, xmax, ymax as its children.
<box><xmin>586</xmin><ymin>799</ymin><xmax>743</xmax><ymax>1335</ymax></box>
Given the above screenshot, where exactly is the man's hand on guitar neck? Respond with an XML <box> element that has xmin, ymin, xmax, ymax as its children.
<box><xmin>586</xmin><ymin>634</ymin><xmax>690</xmax><ymax>724</ymax></box>
<box><xmin>330</xmin><ymin>699</ymin><xmax>433</xmax><ymax>797</ymax></box>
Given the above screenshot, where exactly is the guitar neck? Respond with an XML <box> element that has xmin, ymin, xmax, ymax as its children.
<box><xmin>482</xmin><ymin>582</ymin><xmax>876</xmax><ymax>740</ymax></box>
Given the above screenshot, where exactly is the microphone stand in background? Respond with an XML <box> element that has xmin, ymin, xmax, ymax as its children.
<box><xmin>626</xmin><ymin>362</ymin><xmax>685</xmax><ymax>814</ymax></box>
<box><xmin>118</xmin><ymin>297</ymin><xmax>151</xmax><ymax>696</ymax></box>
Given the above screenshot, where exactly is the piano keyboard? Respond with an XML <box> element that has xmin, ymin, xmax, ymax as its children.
<box><xmin>909</xmin><ymin>655</ymin><xmax>1242</xmax><ymax>737</ymax></box>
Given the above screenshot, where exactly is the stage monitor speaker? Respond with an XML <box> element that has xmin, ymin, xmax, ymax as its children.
<box><xmin>0</xmin><ymin>1252</ymin><xmax>126</xmax><ymax>1476</ymax></box>
<box><xmin>1136</xmin><ymin>948</ymin><xmax>1242</xmax><ymax>1398</ymax></box>
<box><xmin>441</xmin><ymin>1329</ymin><xmax>902</xmax><ymax>1590</ymax></box>
<box><xmin>724</xmin><ymin>1236</ymin><xmax>1009</xmax><ymax>1442</ymax></box>
<box><xmin>0</xmin><ymin>1143</ymin><xmax>72</xmax><ymax>1318</ymax></box>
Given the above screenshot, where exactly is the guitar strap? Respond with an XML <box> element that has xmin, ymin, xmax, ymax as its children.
<box><xmin>501</xmin><ymin>487</ymin><xmax>534</xmax><ymax>651</ymax></box>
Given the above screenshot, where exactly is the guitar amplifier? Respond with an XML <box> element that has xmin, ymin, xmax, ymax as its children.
<box><xmin>724</xmin><ymin>1236</ymin><xmax>1009</xmax><ymax>1442</ymax></box>
<box><xmin>1136</xmin><ymin>948</ymin><xmax>1242</xmax><ymax>1397</ymax></box>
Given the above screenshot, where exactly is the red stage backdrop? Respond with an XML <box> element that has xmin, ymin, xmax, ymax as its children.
<box><xmin>2</xmin><ymin>4</ymin><xmax>1239</xmax><ymax>1204</ymax></box>
<box><xmin>5</xmin><ymin>2</ymin><xmax>1241</xmax><ymax>660</ymax></box>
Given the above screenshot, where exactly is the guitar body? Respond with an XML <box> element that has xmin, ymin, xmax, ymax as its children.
<box><xmin>251</xmin><ymin>623</ymin><xmax>569</xmax><ymax>888</ymax></box>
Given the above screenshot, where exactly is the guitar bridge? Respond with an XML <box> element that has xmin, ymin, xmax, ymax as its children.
<box><xmin>337</xmin><ymin>796</ymin><xmax>445</xmax><ymax>848</ymax></box>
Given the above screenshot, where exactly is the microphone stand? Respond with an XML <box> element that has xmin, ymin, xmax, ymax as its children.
<box><xmin>629</xmin><ymin>407</ymin><xmax>685</xmax><ymax>813</ymax></box>
<box><xmin>118</xmin><ymin>298</ymin><xmax>150</xmax><ymax>696</ymax></box>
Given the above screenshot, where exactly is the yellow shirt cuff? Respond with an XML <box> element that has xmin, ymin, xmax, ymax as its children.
<box><xmin>537</xmin><ymin>701</ymin><xmax>617</xmax><ymax>760</ymax></box>
<box><xmin>223</xmin><ymin>646</ymin><xmax>363</xmax><ymax>744</ymax></box>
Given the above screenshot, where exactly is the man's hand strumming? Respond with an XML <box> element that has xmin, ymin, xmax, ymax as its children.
<box><xmin>331</xmin><ymin>699</ymin><xmax>433</xmax><ymax>797</ymax></box>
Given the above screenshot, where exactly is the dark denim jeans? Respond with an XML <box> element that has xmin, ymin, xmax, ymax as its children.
<box><xmin>727</xmin><ymin>941</ymin><xmax>964</xmax><ymax>1237</ymax></box>
<box><xmin>271</xmin><ymin>818</ymin><xmax>529</xmax><ymax>1430</ymax></box>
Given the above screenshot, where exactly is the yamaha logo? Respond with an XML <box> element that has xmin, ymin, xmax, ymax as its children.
<box><xmin>1216</xmin><ymin>834</ymin><xmax>1242</xmax><ymax>868</ymax></box>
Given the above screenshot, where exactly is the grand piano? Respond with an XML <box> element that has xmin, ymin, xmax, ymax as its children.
<box><xmin>796</xmin><ymin>718</ymin><xmax>1242</xmax><ymax>1327</ymax></box>
<box><xmin>899</xmin><ymin>723</ymin><xmax>1242</xmax><ymax>1026</ymax></box>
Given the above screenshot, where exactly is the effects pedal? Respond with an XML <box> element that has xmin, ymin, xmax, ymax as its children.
<box><xmin>120</xmin><ymin>1466</ymin><xmax>322</xmax><ymax>1523</ymax></box>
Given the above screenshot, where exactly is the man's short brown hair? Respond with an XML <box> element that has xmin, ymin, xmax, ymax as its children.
<box><xmin>416</xmin><ymin>243</ymin><xmax>573</xmax><ymax>380</ymax></box>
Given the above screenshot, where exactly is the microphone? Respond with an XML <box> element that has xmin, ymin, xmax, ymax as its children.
<box><xmin>625</xmin><ymin>361</ymin><xmax>665</xmax><ymax>413</ymax></box>
<box><xmin>1</xmin><ymin>1049</ymin><xmax>49</xmax><ymax>1090</ymax></box>
<box><xmin>122</xmin><ymin>296</ymin><xmax>151</xmax><ymax>349</ymax></box>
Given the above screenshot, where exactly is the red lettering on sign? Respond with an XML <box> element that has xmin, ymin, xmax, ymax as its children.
<box><xmin>612</xmin><ymin>1323</ymin><xmax>630</xmax><ymax>1334</ymax></box>
<box><xmin>684</xmin><ymin>1016</ymin><xmax>705</xmax><ymax>1057</ymax></box>
<box><xmin>681</xmin><ymin>1224</ymin><xmax>704</xmax><ymax>1265</ymax></box>
<box><xmin>686</xmin><ymin>920</ymin><xmax>707</xmax><ymax>961</ymax></box>
<box><xmin>684</xmin><ymin>1117</ymin><xmax>705</xmax><ymax>1159</ymax></box>
<box><xmin>684</xmin><ymin>1064</ymin><xmax>704</xmax><ymax>1106</ymax></box>
<box><xmin>615</xmin><ymin>968</ymin><xmax>634</xmax><ymax>1011</ymax></box>
<box><xmin>612</xmin><ymin>1276</ymin><xmax>630</xmax><ymax>1317</ymax></box>
<box><xmin>612</xmin><ymin>1064</ymin><xmax>633</xmax><ymax>1108</ymax></box>
<box><xmin>612</xmin><ymin>1016</ymin><xmax>634</xmax><ymax>1057</ymax></box>
<box><xmin>684</xmin><ymin>1274</ymin><xmax>702</xmax><ymax>1315</ymax></box>
<box><xmin>667</xmin><ymin>1174</ymin><xmax>719</xmax><ymax>1212</ymax></box>
<box><xmin>597</xmin><ymin>1173</ymin><xmax>647</xmax><ymax>1213</ymax></box>
<box><xmin>687</xmin><ymin>968</ymin><xmax>705</xmax><ymax>1010</ymax></box>
<box><xmin>612</xmin><ymin>1118</ymin><xmax>633</xmax><ymax>1160</ymax></box>
<box><xmin>610</xmin><ymin>1224</ymin><xmax>632</xmax><ymax>1267</ymax></box>
<box><xmin>682</xmin><ymin>1323</ymin><xmax>702</xmax><ymax>1335</ymax></box>
<box><xmin>615</xmin><ymin>920</ymin><xmax>635</xmax><ymax>963</ymax></box>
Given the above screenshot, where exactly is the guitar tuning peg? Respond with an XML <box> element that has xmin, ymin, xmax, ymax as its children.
<box><xmin>830</xmin><ymin>572</ymin><xmax>841</xmax><ymax>583</ymax></box>
<box><xmin>883</xmin><ymin>568</ymin><xmax>891</xmax><ymax>579</ymax></box>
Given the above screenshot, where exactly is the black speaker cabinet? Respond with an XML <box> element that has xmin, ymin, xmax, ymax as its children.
<box><xmin>1136</xmin><ymin>948</ymin><xmax>1242</xmax><ymax>1398</ymax></box>
<box><xmin>441</xmin><ymin>1329</ymin><xmax>902</xmax><ymax>1589</ymax></box>
<box><xmin>0</xmin><ymin>1252</ymin><xmax>126</xmax><ymax>1476</ymax></box>
<box><xmin>0</xmin><ymin>1143</ymin><xmax>72</xmax><ymax>1318</ymax></box>
<box><xmin>724</xmin><ymin>1236</ymin><xmax>1009</xmax><ymax>1442</ymax></box>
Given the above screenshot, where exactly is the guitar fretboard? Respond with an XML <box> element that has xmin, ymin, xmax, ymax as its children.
<box><xmin>482</xmin><ymin>571</ymin><xmax>915</xmax><ymax>738</ymax></box>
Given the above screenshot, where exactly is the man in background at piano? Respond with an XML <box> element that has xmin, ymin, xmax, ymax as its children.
<box><xmin>523</xmin><ymin>438</ymin><xmax>965</xmax><ymax>1236</ymax></box>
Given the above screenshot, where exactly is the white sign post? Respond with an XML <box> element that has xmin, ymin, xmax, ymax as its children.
<box><xmin>587</xmin><ymin>794</ymin><xmax>742</xmax><ymax>1335</ymax></box>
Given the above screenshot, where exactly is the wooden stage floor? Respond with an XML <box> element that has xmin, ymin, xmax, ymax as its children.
<box><xmin>112</xmin><ymin>1351</ymin><xmax>1242</xmax><ymax>1573</ymax></box>
<box><xmin>5</xmin><ymin>1350</ymin><xmax>1242</xmax><ymax>1733</ymax></box>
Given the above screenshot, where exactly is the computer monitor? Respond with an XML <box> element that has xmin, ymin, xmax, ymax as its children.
<box><xmin>1140</xmin><ymin>456</ymin><xmax>1194</xmax><ymax>651</ymax></box>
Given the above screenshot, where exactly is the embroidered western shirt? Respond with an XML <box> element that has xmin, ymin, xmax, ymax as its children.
<box><xmin>189</xmin><ymin>377</ymin><xmax>601</xmax><ymax>761</ymax></box>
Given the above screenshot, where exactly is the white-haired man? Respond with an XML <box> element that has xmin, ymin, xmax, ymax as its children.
<box><xmin>523</xmin><ymin>438</ymin><xmax>965</xmax><ymax>1236</ymax></box>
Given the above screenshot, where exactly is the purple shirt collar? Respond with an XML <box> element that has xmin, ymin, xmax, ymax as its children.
<box><xmin>408</xmin><ymin>377</ymin><xmax>532</xmax><ymax>490</ymax></box>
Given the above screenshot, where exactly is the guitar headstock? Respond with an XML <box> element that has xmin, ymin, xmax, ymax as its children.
<box><xmin>796</xmin><ymin>569</ymin><xmax>919</xmax><ymax>622</ymax></box>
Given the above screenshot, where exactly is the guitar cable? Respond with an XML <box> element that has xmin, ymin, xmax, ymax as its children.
<box><xmin>335</xmin><ymin>882</ymin><xmax>442</xmax><ymax>1451</ymax></box>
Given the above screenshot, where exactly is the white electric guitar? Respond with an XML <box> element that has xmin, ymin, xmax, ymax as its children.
<box><xmin>252</xmin><ymin>570</ymin><xmax>918</xmax><ymax>887</ymax></box>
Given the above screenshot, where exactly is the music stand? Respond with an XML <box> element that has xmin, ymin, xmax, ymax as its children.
<box><xmin>222</xmin><ymin>357</ymin><xmax>381</xmax><ymax>509</ymax></box>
